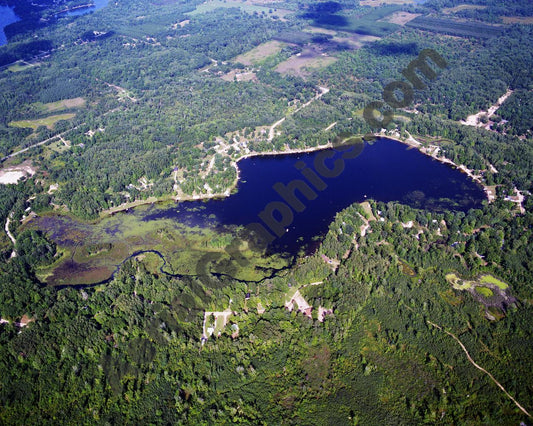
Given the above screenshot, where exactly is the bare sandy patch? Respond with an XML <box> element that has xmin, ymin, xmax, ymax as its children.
<box><xmin>0</xmin><ymin>161</ymin><xmax>36</xmax><ymax>185</ymax></box>
<box><xmin>461</xmin><ymin>89</ymin><xmax>513</xmax><ymax>128</ymax></box>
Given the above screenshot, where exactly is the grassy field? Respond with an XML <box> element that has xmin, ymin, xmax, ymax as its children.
<box><xmin>442</xmin><ymin>4</ymin><xmax>487</xmax><ymax>14</ymax></box>
<box><xmin>275</xmin><ymin>48</ymin><xmax>337</xmax><ymax>77</ymax></box>
<box><xmin>446</xmin><ymin>272</ymin><xmax>509</xmax><ymax>292</ymax></box>
<box><xmin>502</xmin><ymin>16</ymin><xmax>533</xmax><ymax>24</ymax></box>
<box><xmin>9</xmin><ymin>113</ymin><xmax>76</xmax><ymax>130</ymax></box>
<box><xmin>360</xmin><ymin>0</ymin><xmax>415</xmax><ymax>6</ymax></box>
<box><xmin>234</xmin><ymin>40</ymin><xmax>286</xmax><ymax>65</ymax></box>
<box><xmin>480</xmin><ymin>274</ymin><xmax>508</xmax><ymax>290</ymax></box>
<box><xmin>7</xmin><ymin>60</ymin><xmax>42</xmax><ymax>72</ymax></box>
<box><xmin>309</xmin><ymin>6</ymin><xmax>401</xmax><ymax>37</ymax></box>
<box><xmin>37</xmin><ymin>97</ymin><xmax>86</xmax><ymax>113</ymax></box>
<box><xmin>187</xmin><ymin>0</ymin><xmax>292</xmax><ymax>20</ymax></box>
<box><xmin>379</xmin><ymin>11</ymin><xmax>420</xmax><ymax>25</ymax></box>
<box><xmin>446</xmin><ymin>273</ymin><xmax>473</xmax><ymax>290</ymax></box>
<box><xmin>475</xmin><ymin>286</ymin><xmax>494</xmax><ymax>297</ymax></box>
<box><xmin>405</xmin><ymin>16</ymin><xmax>504</xmax><ymax>38</ymax></box>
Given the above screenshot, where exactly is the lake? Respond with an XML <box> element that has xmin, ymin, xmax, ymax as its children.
<box><xmin>0</xmin><ymin>6</ymin><xmax>19</xmax><ymax>46</ymax></box>
<box><xmin>62</xmin><ymin>0</ymin><xmax>109</xmax><ymax>17</ymax></box>
<box><xmin>142</xmin><ymin>137</ymin><xmax>485</xmax><ymax>254</ymax></box>
<box><xmin>31</xmin><ymin>137</ymin><xmax>485</xmax><ymax>285</ymax></box>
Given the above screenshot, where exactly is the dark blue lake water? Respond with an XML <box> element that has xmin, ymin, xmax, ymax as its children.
<box><xmin>141</xmin><ymin>138</ymin><xmax>485</xmax><ymax>255</ymax></box>
<box><xmin>63</xmin><ymin>0</ymin><xmax>109</xmax><ymax>17</ymax></box>
<box><xmin>0</xmin><ymin>6</ymin><xmax>19</xmax><ymax>46</ymax></box>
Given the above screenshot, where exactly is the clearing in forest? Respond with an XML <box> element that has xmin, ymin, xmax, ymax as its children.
<box><xmin>442</xmin><ymin>4</ymin><xmax>487</xmax><ymax>14</ymax></box>
<box><xmin>38</xmin><ymin>97</ymin><xmax>86</xmax><ymax>113</ymax></box>
<box><xmin>9</xmin><ymin>113</ymin><xmax>76</xmax><ymax>130</ymax></box>
<box><xmin>187</xmin><ymin>0</ymin><xmax>292</xmax><ymax>20</ymax></box>
<box><xmin>360</xmin><ymin>0</ymin><xmax>415</xmax><ymax>6</ymax></box>
<box><xmin>234</xmin><ymin>40</ymin><xmax>286</xmax><ymax>65</ymax></box>
<box><xmin>445</xmin><ymin>273</ymin><xmax>516</xmax><ymax>319</ymax></box>
<box><xmin>502</xmin><ymin>16</ymin><xmax>533</xmax><ymax>24</ymax></box>
<box><xmin>379</xmin><ymin>11</ymin><xmax>420</xmax><ymax>25</ymax></box>
<box><xmin>275</xmin><ymin>47</ymin><xmax>337</xmax><ymax>77</ymax></box>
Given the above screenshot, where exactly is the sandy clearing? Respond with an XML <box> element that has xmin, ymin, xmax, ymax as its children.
<box><xmin>461</xmin><ymin>89</ymin><xmax>513</xmax><ymax>127</ymax></box>
<box><xmin>0</xmin><ymin>171</ymin><xmax>26</xmax><ymax>184</ymax></box>
<box><xmin>285</xmin><ymin>290</ymin><xmax>312</xmax><ymax>318</ymax></box>
<box><xmin>202</xmin><ymin>308</ymin><xmax>233</xmax><ymax>341</ymax></box>
<box><xmin>0</xmin><ymin>162</ymin><xmax>36</xmax><ymax>185</ymax></box>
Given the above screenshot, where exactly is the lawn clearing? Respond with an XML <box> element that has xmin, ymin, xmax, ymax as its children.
<box><xmin>9</xmin><ymin>113</ymin><xmax>76</xmax><ymax>130</ymax></box>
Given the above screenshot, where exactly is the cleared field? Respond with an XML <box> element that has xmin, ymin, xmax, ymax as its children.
<box><xmin>187</xmin><ymin>0</ymin><xmax>292</xmax><ymax>20</ymax></box>
<box><xmin>303</xmin><ymin>26</ymin><xmax>337</xmax><ymax>36</ymax></box>
<box><xmin>234</xmin><ymin>40</ymin><xmax>286</xmax><ymax>65</ymax></box>
<box><xmin>221</xmin><ymin>70</ymin><xmax>257</xmax><ymax>82</ymax></box>
<box><xmin>480</xmin><ymin>274</ymin><xmax>508</xmax><ymax>290</ymax></box>
<box><xmin>442</xmin><ymin>4</ymin><xmax>487</xmax><ymax>14</ymax></box>
<box><xmin>9</xmin><ymin>113</ymin><xmax>76</xmax><ymax>130</ymax></box>
<box><xmin>406</xmin><ymin>16</ymin><xmax>504</xmax><ymax>38</ymax></box>
<box><xmin>379</xmin><ymin>11</ymin><xmax>420</xmax><ymax>25</ymax></box>
<box><xmin>360</xmin><ymin>0</ymin><xmax>415</xmax><ymax>6</ymax></box>
<box><xmin>446</xmin><ymin>273</ymin><xmax>473</xmax><ymax>290</ymax></box>
<box><xmin>38</xmin><ymin>97</ymin><xmax>86</xmax><ymax>113</ymax></box>
<box><xmin>307</xmin><ymin>6</ymin><xmax>401</xmax><ymax>37</ymax></box>
<box><xmin>331</xmin><ymin>34</ymin><xmax>380</xmax><ymax>49</ymax></box>
<box><xmin>275</xmin><ymin>48</ymin><xmax>337</xmax><ymax>77</ymax></box>
<box><xmin>502</xmin><ymin>16</ymin><xmax>533</xmax><ymax>24</ymax></box>
<box><xmin>475</xmin><ymin>286</ymin><xmax>494</xmax><ymax>297</ymax></box>
<box><xmin>7</xmin><ymin>60</ymin><xmax>42</xmax><ymax>72</ymax></box>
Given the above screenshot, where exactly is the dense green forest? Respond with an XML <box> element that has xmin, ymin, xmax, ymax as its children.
<box><xmin>0</xmin><ymin>0</ymin><xmax>532</xmax><ymax>423</ymax></box>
